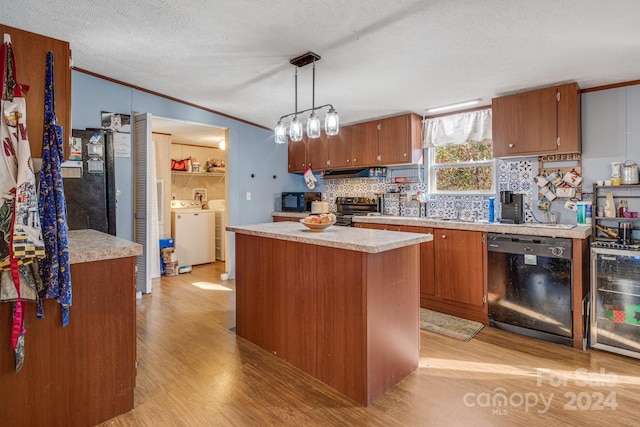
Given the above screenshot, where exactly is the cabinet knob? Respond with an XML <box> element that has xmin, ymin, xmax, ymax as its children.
<box><xmin>404</xmin><ymin>153</ymin><xmax>407</xmax><ymax>157</ymax></box>
<box><xmin>441</xmin><ymin>234</ymin><xmax>446</xmax><ymax>239</ymax></box>
<box><xmin>346</xmin><ymin>159</ymin><xmax>350</xmax><ymax>163</ymax></box>
<box><xmin>327</xmin><ymin>160</ymin><xmax>331</xmax><ymax>166</ymax></box>
<box><xmin>508</xmin><ymin>143</ymin><xmax>514</xmax><ymax>148</ymax></box>
<box><xmin>377</xmin><ymin>155</ymin><xmax>381</xmax><ymax>161</ymax></box>
<box><xmin>353</xmin><ymin>158</ymin><xmax>357</xmax><ymax>162</ymax></box>
<box><xmin>377</xmin><ymin>124</ymin><xmax>382</xmax><ymax>131</ymax></box>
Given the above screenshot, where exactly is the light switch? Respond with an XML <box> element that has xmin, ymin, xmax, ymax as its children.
<box><xmin>246</xmin><ymin>192</ymin><xmax>252</xmax><ymax>201</ymax></box>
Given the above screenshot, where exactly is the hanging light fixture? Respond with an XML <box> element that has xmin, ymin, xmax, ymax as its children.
<box><xmin>274</xmin><ymin>51</ymin><xmax>339</xmax><ymax>144</ymax></box>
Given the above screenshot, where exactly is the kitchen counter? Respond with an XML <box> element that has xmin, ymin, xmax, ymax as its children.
<box><xmin>68</xmin><ymin>229</ymin><xmax>143</xmax><ymax>263</ymax></box>
<box><xmin>1</xmin><ymin>230</ymin><xmax>140</xmax><ymax>426</ymax></box>
<box><xmin>231</xmin><ymin>221</ymin><xmax>428</xmax><ymax>405</ymax></box>
<box><xmin>353</xmin><ymin>215</ymin><xmax>592</xmax><ymax>239</ymax></box>
<box><xmin>228</xmin><ymin>221</ymin><xmax>432</xmax><ymax>253</ymax></box>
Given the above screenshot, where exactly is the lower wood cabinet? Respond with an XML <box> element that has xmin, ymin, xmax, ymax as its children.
<box><xmin>273</xmin><ymin>216</ymin><xmax>303</xmax><ymax>222</ymax></box>
<box><xmin>356</xmin><ymin>223</ymin><xmax>488</xmax><ymax>324</ymax></box>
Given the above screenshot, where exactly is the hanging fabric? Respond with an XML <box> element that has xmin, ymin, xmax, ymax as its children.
<box><xmin>423</xmin><ymin>108</ymin><xmax>492</xmax><ymax>147</ymax></box>
<box><xmin>0</xmin><ymin>34</ymin><xmax>45</xmax><ymax>372</ymax></box>
<box><xmin>37</xmin><ymin>50</ymin><xmax>72</xmax><ymax>326</ymax></box>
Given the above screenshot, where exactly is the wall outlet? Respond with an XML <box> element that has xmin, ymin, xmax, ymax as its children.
<box><xmin>246</xmin><ymin>192</ymin><xmax>252</xmax><ymax>201</ymax></box>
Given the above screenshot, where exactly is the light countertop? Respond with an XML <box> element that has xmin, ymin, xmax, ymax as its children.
<box><xmin>272</xmin><ymin>211</ymin><xmax>592</xmax><ymax>240</ymax></box>
<box><xmin>227</xmin><ymin>221</ymin><xmax>432</xmax><ymax>253</ymax></box>
<box><xmin>353</xmin><ymin>216</ymin><xmax>592</xmax><ymax>239</ymax></box>
<box><xmin>68</xmin><ymin>229</ymin><xmax>143</xmax><ymax>264</ymax></box>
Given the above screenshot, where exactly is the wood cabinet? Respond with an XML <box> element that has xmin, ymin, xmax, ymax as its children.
<box><xmin>432</xmin><ymin>229</ymin><xmax>486</xmax><ymax>315</ymax></box>
<box><xmin>235</xmin><ymin>232</ymin><xmax>420</xmax><ymax>405</ymax></box>
<box><xmin>492</xmin><ymin>82</ymin><xmax>581</xmax><ymax>158</ymax></box>
<box><xmin>356</xmin><ymin>223</ymin><xmax>486</xmax><ymax>323</ymax></box>
<box><xmin>0</xmin><ymin>24</ymin><xmax>72</xmax><ymax>159</ymax></box>
<box><xmin>288</xmin><ymin>113</ymin><xmax>423</xmax><ymax>172</ymax></box>
<box><xmin>350</xmin><ymin>113</ymin><xmax>424</xmax><ymax>167</ymax></box>
<box><xmin>350</xmin><ymin>121</ymin><xmax>379</xmax><ymax>166</ymax></box>
<box><xmin>273</xmin><ymin>216</ymin><xmax>301</xmax><ymax>222</ymax></box>
<box><xmin>325</xmin><ymin>127</ymin><xmax>351</xmax><ymax>169</ymax></box>
<box><xmin>305</xmin><ymin>134</ymin><xmax>328</xmax><ymax>170</ymax></box>
<box><xmin>288</xmin><ymin>138</ymin><xmax>307</xmax><ymax>173</ymax></box>
<box><xmin>0</xmin><ymin>256</ymin><xmax>137</xmax><ymax>427</ymax></box>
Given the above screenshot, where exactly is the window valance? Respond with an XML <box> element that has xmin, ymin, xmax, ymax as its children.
<box><xmin>423</xmin><ymin>108</ymin><xmax>492</xmax><ymax>147</ymax></box>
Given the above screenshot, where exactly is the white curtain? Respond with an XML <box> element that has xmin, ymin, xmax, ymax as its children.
<box><xmin>423</xmin><ymin>108</ymin><xmax>492</xmax><ymax>147</ymax></box>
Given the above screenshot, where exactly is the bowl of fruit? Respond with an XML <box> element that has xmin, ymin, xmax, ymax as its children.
<box><xmin>300</xmin><ymin>213</ymin><xmax>336</xmax><ymax>231</ymax></box>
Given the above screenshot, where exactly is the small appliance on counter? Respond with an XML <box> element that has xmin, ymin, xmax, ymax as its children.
<box><xmin>281</xmin><ymin>191</ymin><xmax>322</xmax><ymax>212</ymax></box>
<box><xmin>310</xmin><ymin>200</ymin><xmax>330</xmax><ymax>214</ymax></box>
<box><xmin>499</xmin><ymin>191</ymin><xmax>524</xmax><ymax>224</ymax></box>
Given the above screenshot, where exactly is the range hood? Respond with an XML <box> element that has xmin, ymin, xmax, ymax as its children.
<box><xmin>322</xmin><ymin>169</ymin><xmax>371</xmax><ymax>179</ymax></box>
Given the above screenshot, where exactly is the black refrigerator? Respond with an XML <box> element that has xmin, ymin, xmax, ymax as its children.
<box><xmin>62</xmin><ymin>129</ymin><xmax>117</xmax><ymax>235</ymax></box>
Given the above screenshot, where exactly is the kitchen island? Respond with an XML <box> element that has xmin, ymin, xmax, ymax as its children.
<box><xmin>227</xmin><ymin>222</ymin><xmax>432</xmax><ymax>405</ymax></box>
<box><xmin>0</xmin><ymin>230</ymin><xmax>142</xmax><ymax>427</ymax></box>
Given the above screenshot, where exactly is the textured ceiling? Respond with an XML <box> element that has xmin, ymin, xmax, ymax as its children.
<box><xmin>4</xmin><ymin>0</ymin><xmax>640</xmax><ymax>143</ymax></box>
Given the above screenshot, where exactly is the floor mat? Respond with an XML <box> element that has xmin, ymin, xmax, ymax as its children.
<box><xmin>420</xmin><ymin>309</ymin><xmax>483</xmax><ymax>341</ymax></box>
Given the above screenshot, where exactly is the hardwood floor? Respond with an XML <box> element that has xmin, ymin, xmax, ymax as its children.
<box><xmin>100</xmin><ymin>263</ymin><xmax>640</xmax><ymax>426</ymax></box>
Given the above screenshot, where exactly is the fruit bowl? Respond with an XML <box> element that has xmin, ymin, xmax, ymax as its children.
<box><xmin>299</xmin><ymin>217</ymin><xmax>336</xmax><ymax>231</ymax></box>
<box><xmin>300</xmin><ymin>213</ymin><xmax>337</xmax><ymax>231</ymax></box>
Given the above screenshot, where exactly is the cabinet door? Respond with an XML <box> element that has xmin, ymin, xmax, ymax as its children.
<box><xmin>326</xmin><ymin>127</ymin><xmax>351</xmax><ymax>169</ymax></box>
<box><xmin>492</xmin><ymin>86</ymin><xmax>559</xmax><ymax>157</ymax></box>
<box><xmin>557</xmin><ymin>82</ymin><xmax>581</xmax><ymax>154</ymax></box>
<box><xmin>350</xmin><ymin>121</ymin><xmax>378</xmax><ymax>166</ymax></box>
<box><xmin>306</xmin><ymin>134</ymin><xmax>328</xmax><ymax>170</ymax></box>
<box><xmin>401</xmin><ymin>226</ymin><xmax>434</xmax><ymax>298</ymax></box>
<box><xmin>288</xmin><ymin>138</ymin><xmax>307</xmax><ymax>173</ymax></box>
<box><xmin>0</xmin><ymin>24</ymin><xmax>71</xmax><ymax>159</ymax></box>
<box><xmin>378</xmin><ymin>115</ymin><xmax>410</xmax><ymax>165</ymax></box>
<box><xmin>433</xmin><ymin>229</ymin><xmax>485</xmax><ymax>308</ymax></box>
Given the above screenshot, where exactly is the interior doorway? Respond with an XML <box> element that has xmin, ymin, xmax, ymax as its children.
<box><xmin>151</xmin><ymin>116</ymin><xmax>230</xmax><ymax>276</ymax></box>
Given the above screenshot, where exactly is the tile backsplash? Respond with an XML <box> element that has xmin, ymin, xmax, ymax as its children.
<box><xmin>318</xmin><ymin>159</ymin><xmax>535</xmax><ymax>222</ymax></box>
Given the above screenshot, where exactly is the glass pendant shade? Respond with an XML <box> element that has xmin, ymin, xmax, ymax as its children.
<box><xmin>274</xmin><ymin>120</ymin><xmax>287</xmax><ymax>144</ymax></box>
<box><xmin>289</xmin><ymin>116</ymin><xmax>303</xmax><ymax>142</ymax></box>
<box><xmin>324</xmin><ymin>107</ymin><xmax>339</xmax><ymax>136</ymax></box>
<box><xmin>306</xmin><ymin>112</ymin><xmax>321</xmax><ymax>139</ymax></box>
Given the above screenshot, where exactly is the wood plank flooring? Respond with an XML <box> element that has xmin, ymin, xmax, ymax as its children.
<box><xmin>100</xmin><ymin>263</ymin><xmax>640</xmax><ymax>426</ymax></box>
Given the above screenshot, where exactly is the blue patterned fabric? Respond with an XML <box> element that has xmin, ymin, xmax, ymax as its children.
<box><xmin>38</xmin><ymin>51</ymin><xmax>71</xmax><ymax>326</ymax></box>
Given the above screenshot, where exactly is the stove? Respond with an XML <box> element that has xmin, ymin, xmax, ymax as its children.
<box><xmin>335</xmin><ymin>196</ymin><xmax>380</xmax><ymax>226</ymax></box>
<box><xmin>591</xmin><ymin>240</ymin><xmax>640</xmax><ymax>251</ymax></box>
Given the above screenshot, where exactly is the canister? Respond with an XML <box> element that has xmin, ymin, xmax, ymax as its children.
<box><xmin>576</xmin><ymin>201</ymin><xmax>592</xmax><ymax>224</ymax></box>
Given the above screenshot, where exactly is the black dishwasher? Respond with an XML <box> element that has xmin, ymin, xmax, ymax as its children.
<box><xmin>487</xmin><ymin>233</ymin><xmax>573</xmax><ymax>346</ymax></box>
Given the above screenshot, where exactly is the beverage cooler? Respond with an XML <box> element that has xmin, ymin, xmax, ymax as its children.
<box><xmin>590</xmin><ymin>246</ymin><xmax>640</xmax><ymax>359</ymax></box>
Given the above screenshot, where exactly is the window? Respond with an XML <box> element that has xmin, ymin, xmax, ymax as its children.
<box><xmin>430</xmin><ymin>139</ymin><xmax>494</xmax><ymax>193</ymax></box>
<box><xmin>423</xmin><ymin>108</ymin><xmax>495</xmax><ymax>194</ymax></box>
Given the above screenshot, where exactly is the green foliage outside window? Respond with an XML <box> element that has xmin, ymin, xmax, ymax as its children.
<box><xmin>431</xmin><ymin>140</ymin><xmax>494</xmax><ymax>192</ymax></box>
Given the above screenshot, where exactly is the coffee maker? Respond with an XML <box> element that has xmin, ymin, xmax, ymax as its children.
<box><xmin>499</xmin><ymin>191</ymin><xmax>524</xmax><ymax>224</ymax></box>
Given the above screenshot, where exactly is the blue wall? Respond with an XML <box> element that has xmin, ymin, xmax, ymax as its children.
<box><xmin>71</xmin><ymin>70</ymin><xmax>300</xmax><ymax>277</ymax></box>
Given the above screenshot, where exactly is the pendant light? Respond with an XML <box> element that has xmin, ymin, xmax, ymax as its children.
<box><xmin>274</xmin><ymin>51</ymin><xmax>339</xmax><ymax>144</ymax></box>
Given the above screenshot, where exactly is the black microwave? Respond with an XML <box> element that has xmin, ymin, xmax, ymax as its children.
<box><xmin>281</xmin><ymin>192</ymin><xmax>322</xmax><ymax>212</ymax></box>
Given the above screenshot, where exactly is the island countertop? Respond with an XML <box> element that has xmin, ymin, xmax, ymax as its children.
<box><xmin>68</xmin><ymin>229</ymin><xmax>143</xmax><ymax>264</ymax></box>
<box><xmin>227</xmin><ymin>221</ymin><xmax>432</xmax><ymax>253</ymax></box>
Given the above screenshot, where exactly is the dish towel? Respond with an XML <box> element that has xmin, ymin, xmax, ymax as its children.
<box><xmin>37</xmin><ymin>50</ymin><xmax>72</xmax><ymax>326</ymax></box>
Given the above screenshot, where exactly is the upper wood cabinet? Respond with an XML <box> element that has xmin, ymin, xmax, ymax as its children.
<box><xmin>287</xmin><ymin>113</ymin><xmax>423</xmax><ymax>173</ymax></box>
<box><xmin>325</xmin><ymin>127</ymin><xmax>351</xmax><ymax>169</ymax></box>
<box><xmin>288</xmin><ymin>138</ymin><xmax>307</xmax><ymax>173</ymax></box>
<box><xmin>305</xmin><ymin>134</ymin><xmax>328</xmax><ymax>170</ymax></box>
<box><xmin>351</xmin><ymin>113</ymin><xmax>424</xmax><ymax>167</ymax></box>
<box><xmin>0</xmin><ymin>25</ymin><xmax>72</xmax><ymax>159</ymax></box>
<box><xmin>491</xmin><ymin>82</ymin><xmax>581</xmax><ymax>158</ymax></box>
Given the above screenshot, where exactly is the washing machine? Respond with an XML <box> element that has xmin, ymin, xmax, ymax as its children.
<box><xmin>170</xmin><ymin>200</ymin><xmax>216</xmax><ymax>266</ymax></box>
<box><xmin>207</xmin><ymin>199</ymin><xmax>226</xmax><ymax>261</ymax></box>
